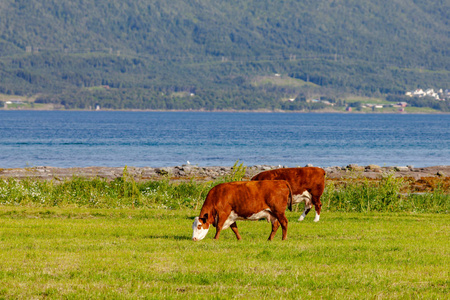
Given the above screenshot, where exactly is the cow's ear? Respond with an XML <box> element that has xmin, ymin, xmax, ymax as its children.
<box><xmin>200</xmin><ymin>213</ymin><xmax>208</xmax><ymax>224</ymax></box>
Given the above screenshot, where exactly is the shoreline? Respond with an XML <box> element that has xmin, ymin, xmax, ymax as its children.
<box><xmin>1</xmin><ymin>107</ymin><xmax>449</xmax><ymax>114</ymax></box>
<box><xmin>1</xmin><ymin>165</ymin><xmax>448</xmax><ymax>182</ymax></box>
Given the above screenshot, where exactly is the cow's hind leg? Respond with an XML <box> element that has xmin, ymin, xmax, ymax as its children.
<box><xmin>230</xmin><ymin>222</ymin><xmax>242</xmax><ymax>240</ymax></box>
<box><xmin>312</xmin><ymin>195</ymin><xmax>322</xmax><ymax>222</ymax></box>
<box><xmin>298</xmin><ymin>202</ymin><xmax>313</xmax><ymax>221</ymax></box>
<box><xmin>268</xmin><ymin>220</ymin><xmax>280</xmax><ymax>241</ymax></box>
<box><xmin>269</xmin><ymin>213</ymin><xmax>288</xmax><ymax>240</ymax></box>
<box><xmin>276</xmin><ymin>213</ymin><xmax>288</xmax><ymax>240</ymax></box>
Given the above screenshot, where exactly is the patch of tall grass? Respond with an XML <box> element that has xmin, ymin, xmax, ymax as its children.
<box><xmin>0</xmin><ymin>167</ymin><xmax>448</xmax><ymax>213</ymax></box>
<box><xmin>0</xmin><ymin>176</ymin><xmax>210</xmax><ymax>209</ymax></box>
<box><xmin>323</xmin><ymin>173</ymin><xmax>449</xmax><ymax>213</ymax></box>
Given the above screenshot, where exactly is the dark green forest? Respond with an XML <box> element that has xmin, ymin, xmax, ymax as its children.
<box><xmin>0</xmin><ymin>0</ymin><xmax>448</xmax><ymax>111</ymax></box>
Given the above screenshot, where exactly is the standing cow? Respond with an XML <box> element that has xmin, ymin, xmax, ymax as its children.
<box><xmin>192</xmin><ymin>181</ymin><xmax>292</xmax><ymax>241</ymax></box>
<box><xmin>251</xmin><ymin>167</ymin><xmax>325</xmax><ymax>222</ymax></box>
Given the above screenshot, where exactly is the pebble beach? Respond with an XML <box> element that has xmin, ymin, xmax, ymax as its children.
<box><xmin>1</xmin><ymin>164</ymin><xmax>448</xmax><ymax>182</ymax></box>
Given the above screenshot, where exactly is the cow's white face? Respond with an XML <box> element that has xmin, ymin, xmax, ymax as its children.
<box><xmin>192</xmin><ymin>217</ymin><xmax>210</xmax><ymax>241</ymax></box>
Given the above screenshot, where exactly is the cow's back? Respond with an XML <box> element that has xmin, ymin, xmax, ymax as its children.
<box><xmin>251</xmin><ymin>167</ymin><xmax>325</xmax><ymax>196</ymax></box>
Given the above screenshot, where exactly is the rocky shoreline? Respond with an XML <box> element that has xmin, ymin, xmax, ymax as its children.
<box><xmin>0</xmin><ymin>164</ymin><xmax>448</xmax><ymax>182</ymax></box>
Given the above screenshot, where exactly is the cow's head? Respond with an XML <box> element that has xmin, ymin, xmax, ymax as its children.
<box><xmin>192</xmin><ymin>214</ymin><xmax>210</xmax><ymax>241</ymax></box>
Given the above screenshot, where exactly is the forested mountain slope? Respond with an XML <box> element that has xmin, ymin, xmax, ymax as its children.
<box><xmin>0</xmin><ymin>0</ymin><xmax>448</xmax><ymax>110</ymax></box>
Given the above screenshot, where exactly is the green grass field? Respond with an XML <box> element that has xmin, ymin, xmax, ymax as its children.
<box><xmin>0</xmin><ymin>207</ymin><xmax>448</xmax><ymax>299</ymax></box>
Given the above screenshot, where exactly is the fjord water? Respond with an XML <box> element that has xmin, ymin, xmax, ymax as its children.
<box><xmin>0</xmin><ymin>111</ymin><xmax>449</xmax><ymax>168</ymax></box>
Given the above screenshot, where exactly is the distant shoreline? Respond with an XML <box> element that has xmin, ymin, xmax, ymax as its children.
<box><xmin>1</xmin><ymin>108</ymin><xmax>449</xmax><ymax>114</ymax></box>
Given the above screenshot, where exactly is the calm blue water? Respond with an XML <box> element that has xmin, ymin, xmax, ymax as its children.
<box><xmin>0</xmin><ymin>111</ymin><xmax>449</xmax><ymax>168</ymax></box>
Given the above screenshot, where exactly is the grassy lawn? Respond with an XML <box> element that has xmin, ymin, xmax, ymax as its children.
<box><xmin>0</xmin><ymin>207</ymin><xmax>448</xmax><ymax>299</ymax></box>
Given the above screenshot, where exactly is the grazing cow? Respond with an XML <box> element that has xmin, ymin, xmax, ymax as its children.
<box><xmin>192</xmin><ymin>181</ymin><xmax>292</xmax><ymax>241</ymax></box>
<box><xmin>251</xmin><ymin>167</ymin><xmax>325</xmax><ymax>222</ymax></box>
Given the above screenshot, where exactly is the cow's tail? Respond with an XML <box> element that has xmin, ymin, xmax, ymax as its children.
<box><xmin>286</xmin><ymin>182</ymin><xmax>293</xmax><ymax>212</ymax></box>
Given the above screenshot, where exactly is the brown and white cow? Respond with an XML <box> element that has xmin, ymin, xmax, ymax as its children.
<box><xmin>251</xmin><ymin>167</ymin><xmax>325</xmax><ymax>222</ymax></box>
<box><xmin>192</xmin><ymin>181</ymin><xmax>292</xmax><ymax>241</ymax></box>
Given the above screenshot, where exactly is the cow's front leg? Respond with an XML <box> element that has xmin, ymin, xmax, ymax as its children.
<box><xmin>214</xmin><ymin>226</ymin><xmax>223</xmax><ymax>240</ymax></box>
<box><xmin>230</xmin><ymin>222</ymin><xmax>242</xmax><ymax>240</ymax></box>
<box><xmin>214</xmin><ymin>212</ymin><xmax>231</xmax><ymax>240</ymax></box>
<box><xmin>214</xmin><ymin>218</ymin><xmax>225</xmax><ymax>240</ymax></box>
